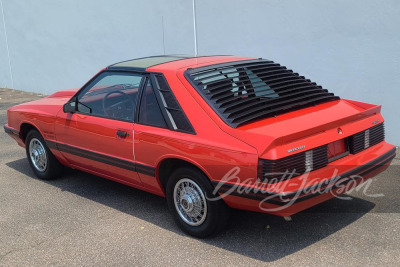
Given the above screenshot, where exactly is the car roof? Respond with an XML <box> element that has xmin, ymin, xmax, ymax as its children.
<box><xmin>107</xmin><ymin>55</ymin><xmax>256</xmax><ymax>72</ymax></box>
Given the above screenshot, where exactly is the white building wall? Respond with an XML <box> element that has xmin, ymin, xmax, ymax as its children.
<box><xmin>0</xmin><ymin>0</ymin><xmax>399</xmax><ymax>144</ymax></box>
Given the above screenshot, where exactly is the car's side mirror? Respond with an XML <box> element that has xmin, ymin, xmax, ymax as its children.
<box><xmin>63</xmin><ymin>98</ymin><xmax>77</xmax><ymax>113</ymax></box>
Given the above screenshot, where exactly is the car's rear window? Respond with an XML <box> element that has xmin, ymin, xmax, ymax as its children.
<box><xmin>185</xmin><ymin>59</ymin><xmax>340</xmax><ymax>128</ymax></box>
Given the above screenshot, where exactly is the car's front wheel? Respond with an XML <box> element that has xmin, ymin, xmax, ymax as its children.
<box><xmin>25</xmin><ymin>129</ymin><xmax>63</xmax><ymax>180</ymax></box>
<box><xmin>166</xmin><ymin>167</ymin><xmax>230</xmax><ymax>237</ymax></box>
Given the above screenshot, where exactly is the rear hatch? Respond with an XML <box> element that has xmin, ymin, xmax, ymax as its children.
<box><xmin>183</xmin><ymin>58</ymin><xmax>384</xmax><ymax>159</ymax></box>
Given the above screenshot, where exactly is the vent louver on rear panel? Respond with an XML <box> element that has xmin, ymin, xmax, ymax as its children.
<box><xmin>185</xmin><ymin>59</ymin><xmax>340</xmax><ymax>127</ymax></box>
<box><xmin>154</xmin><ymin>75</ymin><xmax>195</xmax><ymax>134</ymax></box>
<box><xmin>348</xmin><ymin>123</ymin><xmax>385</xmax><ymax>154</ymax></box>
<box><xmin>258</xmin><ymin>145</ymin><xmax>328</xmax><ymax>183</ymax></box>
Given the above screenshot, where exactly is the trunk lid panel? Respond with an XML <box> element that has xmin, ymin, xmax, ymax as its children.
<box><xmin>223</xmin><ymin>99</ymin><xmax>382</xmax><ymax>159</ymax></box>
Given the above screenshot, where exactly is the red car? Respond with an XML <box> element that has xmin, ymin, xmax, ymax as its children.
<box><xmin>4</xmin><ymin>55</ymin><xmax>395</xmax><ymax>237</ymax></box>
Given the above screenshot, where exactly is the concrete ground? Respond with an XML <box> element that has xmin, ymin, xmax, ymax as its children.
<box><xmin>0</xmin><ymin>88</ymin><xmax>399</xmax><ymax>266</ymax></box>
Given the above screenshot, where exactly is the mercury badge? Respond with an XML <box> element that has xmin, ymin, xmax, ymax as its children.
<box><xmin>288</xmin><ymin>145</ymin><xmax>305</xmax><ymax>153</ymax></box>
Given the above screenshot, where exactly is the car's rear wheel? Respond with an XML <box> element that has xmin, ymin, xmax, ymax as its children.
<box><xmin>166</xmin><ymin>167</ymin><xmax>230</xmax><ymax>237</ymax></box>
<box><xmin>25</xmin><ymin>130</ymin><xmax>63</xmax><ymax>180</ymax></box>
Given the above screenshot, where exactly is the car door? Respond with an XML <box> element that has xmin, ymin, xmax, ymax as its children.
<box><xmin>54</xmin><ymin>71</ymin><xmax>144</xmax><ymax>186</ymax></box>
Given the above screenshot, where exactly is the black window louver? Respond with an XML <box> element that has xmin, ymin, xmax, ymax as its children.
<box><xmin>153</xmin><ymin>74</ymin><xmax>195</xmax><ymax>134</ymax></box>
<box><xmin>185</xmin><ymin>59</ymin><xmax>340</xmax><ymax>127</ymax></box>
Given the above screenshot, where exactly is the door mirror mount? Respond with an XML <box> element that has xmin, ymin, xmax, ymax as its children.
<box><xmin>63</xmin><ymin>97</ymin><xmax>77</xmax><ymax>113</ymax></box>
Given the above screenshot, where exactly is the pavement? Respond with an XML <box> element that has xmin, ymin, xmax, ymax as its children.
<box><xmin>0</xmin><ymin>88</ymin><xmax>399</xmax><ymax>266</ymax></box>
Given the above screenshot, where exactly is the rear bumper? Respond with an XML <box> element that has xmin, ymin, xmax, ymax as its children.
<box><xmin>213</xmin><ymin>144</ymin><xmax>396</xmax><ymax>216</ymax></box>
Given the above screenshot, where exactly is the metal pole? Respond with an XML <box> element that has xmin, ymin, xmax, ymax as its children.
<box><xmin>162</xmin><ymin>16</ymin><xmax>166</xmax><ymax>55</ymax></box>
<box><xmin>0</xmin><ymin>0</ymin><xmax>14</xmax><ymax>88</ymax></box>
<box><xmin>192</xmin><ymin>0</ymin><xmax>198</xmax><ymax>56</ymax></box>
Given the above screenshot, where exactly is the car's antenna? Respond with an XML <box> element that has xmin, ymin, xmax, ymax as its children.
<box><xmin>162</xmin><ymin>16</ymin><xmax>166</xmax><ymax>55</ymax></box>
<box><xmin>192</xmin><ymin>0</ymin><xmax>198</xmax><ymax>56</ymax></box>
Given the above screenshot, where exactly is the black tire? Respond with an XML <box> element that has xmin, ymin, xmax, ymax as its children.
<box><xmin>166</xmin><ymin>167</ymin><xmax>230</xmax><ymax>238</ymax></box>
<box><xmin>25</xmin><ymin>129</ymin><xmax>63</xmax><ymax>180</ymax></box>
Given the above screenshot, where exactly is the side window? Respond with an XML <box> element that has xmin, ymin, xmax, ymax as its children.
<box><xmin>77</xmin><ymin>72</ymin><xmax>143</xmax><ymax>121</ymax></box>
<box><xmin>138</xmin><ymin>80</ymin><xmax>167</xmax><ymax>128</ymax></box>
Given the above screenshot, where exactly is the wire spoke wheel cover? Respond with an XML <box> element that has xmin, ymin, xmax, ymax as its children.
<box><xmin>29</xmin><ymin>138</ymin><xmax>47</xmax><ymax>172</ymax></box>
<box><xmin>174</xmin><ymin>178</ymin><xmax>207</xmax><ymax>226</ymax></box>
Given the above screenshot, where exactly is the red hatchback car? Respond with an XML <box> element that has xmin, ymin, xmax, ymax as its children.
<box><xmin>4</xmin><ymin>55</ymin><xmax>395</xmax><ymax>237</ymax></box>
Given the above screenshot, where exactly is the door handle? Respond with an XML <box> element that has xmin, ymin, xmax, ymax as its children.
<box><xmin>116</xmin><ymin>130</ymin><xmax>128</xmax><ymax>138</ymax></box>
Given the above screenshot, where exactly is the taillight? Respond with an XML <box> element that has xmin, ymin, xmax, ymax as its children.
<box><xmin>257</xmin><ymin>145</ymin><xmax>328</xmax><ymax>183</ymax></box>
<box><xmin>258</xmin><ymin>123</ymin><xmax>385</xmax><ymax>183</ymax></box>
<box><xmin>348</xmin><ymin>123</ymin><xmax>385</xmax><ymax>154</ymax></box>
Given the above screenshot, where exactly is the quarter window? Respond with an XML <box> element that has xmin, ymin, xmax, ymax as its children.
<box><xmin>138</xmin><ymin>80</ymin><xmax>167</xmax><ymax>128</ymax></box>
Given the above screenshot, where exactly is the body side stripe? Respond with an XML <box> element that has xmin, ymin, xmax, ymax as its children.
<box><xmin>45</xmin><ymin>140</ymin><xmax>155</xmax><ymax>176</ymax></box>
